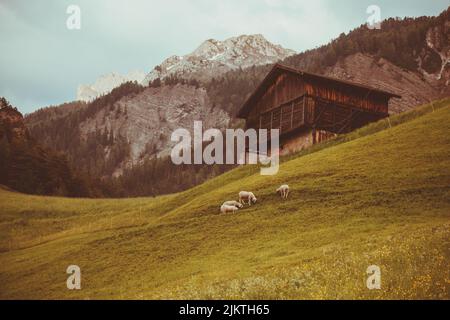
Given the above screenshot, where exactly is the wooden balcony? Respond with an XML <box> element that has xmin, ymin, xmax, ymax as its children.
<box><xmin>246</xmin><ymin>95</ymin><xmax>310</xmax><ymax>136</ymax></box>
<box><xmin>246</xmin><ymin>93</ymin><xmax>388</xmax><ymax>137</ymax></box>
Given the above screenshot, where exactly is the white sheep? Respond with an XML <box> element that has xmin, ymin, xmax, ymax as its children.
<box><xmin>222</xmin><ymin>200</ymin><xmax>243</xmax><ymax>208</ymax></box>
<box><xmin>239</xmin><ymin>191</ymin><xmax>257</xmax><ymax>206</ymax></box>
<box><xmin>276</xmin><ymin>184</ymin><xmax>290</xmax><ymax>199</ymax></box>
<box><xmin>220</xmin><ymin>204</ymin><xmax>239</xmax><ymax>214</ymax></box>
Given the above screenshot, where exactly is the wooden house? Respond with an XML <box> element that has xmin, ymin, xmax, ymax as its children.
<box><xmin>237</xmin><ymin>64</ymin><xmax>401</xmax><ymax>155</ymax></box>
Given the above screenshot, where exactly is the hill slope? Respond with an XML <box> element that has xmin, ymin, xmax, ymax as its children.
<box><xmin>1</xmin><ymin>99</ymin><xmax>449</xmax><ymax>299</ymax></box>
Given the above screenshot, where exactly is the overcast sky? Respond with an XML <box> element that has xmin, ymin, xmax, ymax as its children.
<box><xmin>0</xmin><ymin>0</ymin><xmax>448</xmax><ymax>113</ymax></box>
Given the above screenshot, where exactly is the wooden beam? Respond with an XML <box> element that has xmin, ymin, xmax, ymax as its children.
<box><xmin>280</xmin><ymin>104</ymin><xmax>283</xmax><ymax>131</ymax></box>
<box><xmin>270</xmin><ymin>111</ymin><xmax>273</xmax><ymax>129</ymax></box>
<box><xmin>312</xmin><ymin>126</ymin><xmax>316</xmax><ymax>144</ymax></box>
<box><xmin>337</xmin><ymin>108</ymin><xmax>356</xmax><ymax>134</ymax></box>
<box><xmin>290</xmin><ymin>102</ymin><xmax>294</xmax><ymax>129</ymax></box>
<box><xmin>303</xmin><ymin>96</ymin><xmax>306</xmax><ymax>125</ymax></box>
<box><xmin>333</xmin><ymin>104</ymin><xmax>336</xmax><ymax>132</ymax></box>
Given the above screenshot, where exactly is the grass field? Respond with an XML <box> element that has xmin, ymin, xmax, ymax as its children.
<box><xmin>0</xmin><ymin>99</ymin><xmax>449</xmax><ymax>299</ymax></box>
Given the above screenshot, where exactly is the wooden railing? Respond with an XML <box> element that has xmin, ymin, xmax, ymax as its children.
<box><xmin>247</xmin><ymin>95</ymin><xmax>307</xmax><ymax>136</ymax></box>
<box><xmin>245</xmin><ymin>93</ymin><xmax>388</xmax><ymax>137</ymax></box>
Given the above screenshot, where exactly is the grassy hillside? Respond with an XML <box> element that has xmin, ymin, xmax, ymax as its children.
<box><xmin>1</xmin><ymin>99</ymin><xmax>449</xmax><ymax>299</ymax></box>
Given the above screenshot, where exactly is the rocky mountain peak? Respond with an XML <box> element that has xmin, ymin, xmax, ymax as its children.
<box><xmin>77</xmin><ymin>70</ymin><xmax>146</xmax><ymax>102</ymax></box>
<box><xmin>143</xmin><ymin>34</ymin><xmax>296</xmax><ymax>84</ymax></box>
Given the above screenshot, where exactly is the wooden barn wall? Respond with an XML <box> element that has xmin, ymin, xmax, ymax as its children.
<box><xmin>303</xmin><ymin>78</ymin><xmax>388</xmax><ymax>114</ymax></box>
<box><xmin>254</xmin><ymin>73</ymin><xmax>306</xmax><ymax>115</ymax></box>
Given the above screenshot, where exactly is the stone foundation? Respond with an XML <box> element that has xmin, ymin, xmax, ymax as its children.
<box><xmin>244</xmin><ymin>128</ymin><xmax>337</xmax><ymax>161</ymax></box>
<box><xmin>280</xmin><ymin>129</ymin><xmax>337</xmax><ymax>156</ymax></box>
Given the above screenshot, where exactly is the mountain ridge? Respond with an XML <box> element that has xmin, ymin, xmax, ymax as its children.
<box><xmin>77</xmin><ymin>70</ymin><xmax>146</xmax><ymax>102</ymax></box>
<box><xmin>143</xmin><ymin>34</ymin><xmax>296</xmax><ymax>84</ymax></box>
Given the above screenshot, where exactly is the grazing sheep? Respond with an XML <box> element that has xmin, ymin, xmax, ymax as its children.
<box><xmin>239</xmin><ymin>191</ymin><xmax>257</xmax><ymax>206</ymax></box>
<box><xmin>276</xmin><ymin>184</ymin><xmax>290</xmax><ymax>199</ymax></box>
<box><xmin>223</xmin><ymin>200</ymin><xmax>243</xmax><ymax>208</ymax></box>
<box><xmin>220</xmin><ymin>204</ymin><xmax>239</xmax><ymax>214</ymax></box>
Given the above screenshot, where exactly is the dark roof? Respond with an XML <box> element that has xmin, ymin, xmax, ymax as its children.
<box><xmin>237</xmin><ymin>63</ymin><xmax>401</xmax><ymax>118</ymax></box>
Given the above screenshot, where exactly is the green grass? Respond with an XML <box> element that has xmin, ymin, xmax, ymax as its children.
<box><xmin>1</xmin><ymin>98</ymin><xmax>449</xmax><ymax>299</ymax></box>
